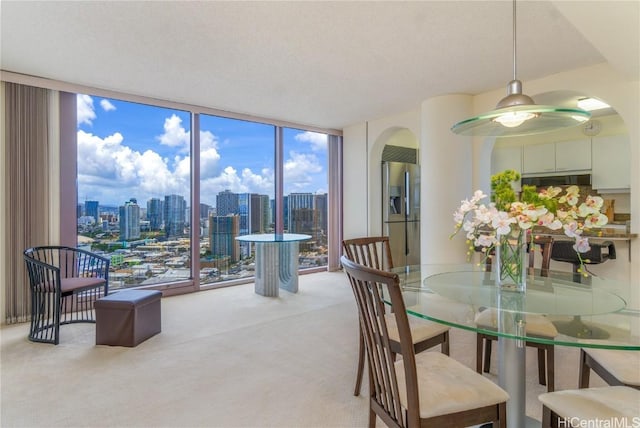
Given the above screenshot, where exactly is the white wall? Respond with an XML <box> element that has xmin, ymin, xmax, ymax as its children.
<box><xmin>421</xmin><ymin>95</ymin><xmax>474</xmax><ymax>264</ymax></box>
<box><xmin>341</xmin><ymin>123</ymin><xmax>369</xmax><ymax>240</ymax></box>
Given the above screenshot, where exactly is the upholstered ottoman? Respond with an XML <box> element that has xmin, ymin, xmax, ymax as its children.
<box><xmin>95</xmin><ymin>290</ymin><xmax>162</xmax><ymax>347</ymax></box>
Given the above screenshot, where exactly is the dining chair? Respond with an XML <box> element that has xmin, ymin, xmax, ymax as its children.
<box><xmin>341</xmin><ymin>256</ymin><xmax>508</xmax><ymax>428</ymax></box>
<box><xmin>539</xmin><ymin>386</ymin><xmax>639</xmax><ymax>427</ymax></box>
<box><xmin>476</xmin><ymin>236</ymin><xmax>557</xmax><ymax>391</ymax></box>
<box><xmin>342</xmin><ymin>236</ymin><xmax>450</xmax><ymax>397</ymax></box>
<box><xmin>579</xmin><ymin>348</ymin><xmax>640</xmax><ymax>389</ymax></box>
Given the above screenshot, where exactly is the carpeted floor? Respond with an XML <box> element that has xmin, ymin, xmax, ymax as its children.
<box><xmin>1</xmin><ymin>271</ymin><xmax>605</xmax><ymax>428</ymax></box>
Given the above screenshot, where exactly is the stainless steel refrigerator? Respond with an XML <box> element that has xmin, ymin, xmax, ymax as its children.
<box><xmin>382</xmin><ymin>161</ymin><xmax>420</xmax><ymax>267</ymax></box>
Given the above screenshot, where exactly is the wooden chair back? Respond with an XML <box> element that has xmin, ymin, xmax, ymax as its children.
<box><xmin>528</xmin><ymin>236</ymin><xmax>554</xmax><ymax>277</ymax></box>
<box><xmin>341</xmin><ymin>255</ymin><xmax>418</xmax><ymax>428</ymax></box>
<box><xmin>342</xmin><ymin>236</ymin><xmax>394</xmax><ymax>270</ymax></box>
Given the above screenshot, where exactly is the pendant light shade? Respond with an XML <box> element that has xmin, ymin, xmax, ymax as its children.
<box><xmin>451</xmin><ymin>1</ymin><xmax>591</xmax><ymax>137</ymax></box>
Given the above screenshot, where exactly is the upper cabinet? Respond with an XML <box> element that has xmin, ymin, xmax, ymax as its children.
<box><xmin>491</xmin><ymin>145</ymin><xmax>522</xmax><ymax>191</ymax></box>
<box><xmin>555</xmin><ymin>139</ymin><xmax>591</xmax><ymax>171</ymax></box>
<box><xmin>522</xmin><ymin>143</ymin><xmax>555</xmax><ymax>174</ymax></box>
<box><xmin>592</xmin><ymin>135</ymin><xmax>630</xmax><ymax>191</ymax></box>
<box><xmin>522</xmin><ymin>139</ymin><xmax>591</xmax><ymax>174</ymax></box>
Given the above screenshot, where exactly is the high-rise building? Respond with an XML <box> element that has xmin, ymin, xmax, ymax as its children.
<box><xmin>259</xmin><ymin>195</ymin><xmax>270</xmax><ymax>233</ymax></box>
<box><xmin>237</xmin><ymin>193</ymin><xmax>270</xmax><ymax>235</ymax></box>
<box><xmin>209</xmin><ymin>214</ymin><xmax>240</xmax><ymax>262</ymax></box>
<box><xmin>164</xmin><ymin>194</ymin><xmax>186</xmax><ymax>238</ymax></box>
<box><xmin>314</xmin><ymin>193</ymin><xmax>328</xmax><ymax>239</ymax></box>
<box><xmin>238</xmin><ymin>193</ymin><xmax>249</xmax><ymax>236</ymax></box>
<box><xmin>147</xmin><ymin>198</ymin><xmax>164</xmax><ymax>230</ymax></box>
<box><xmin>85</xmin><ymin>200</ymin><xmax>99</xmax><ymax>224</ymax></box>
<box><xmin>216</xmin><ymin>190</ymin><xmax>239</xmax><ymax>216</ymax></box>
<box><xmin>283</xmin><ymin>195</ymin><xmax>289</xmax><ymax>232</ymax></box>
<box><xmin>119</xmin><ymin>198</ymin><xmax>141</xmax><ymax>240</ymax></box>
<box><xmin>288</xmin><ymin>193</ymin><xmax>314</xmax><ymax>234</ymax></box>
<box><xmin>249</xmin><ymin>193</ymin><xmax>268</xmax><ymax>234</ymax></box>
<box><xmin>200</xmin><ymin>203</ymin><xmax>211</xmax><ymax>219</ymax></box>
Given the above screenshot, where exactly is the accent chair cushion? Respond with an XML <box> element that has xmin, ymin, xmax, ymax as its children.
<box><xmin>60</xmin><ymin>277</ymin><xmax>106</xmax><ymax>294</ymax></box>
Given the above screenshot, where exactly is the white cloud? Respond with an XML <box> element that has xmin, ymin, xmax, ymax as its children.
<box><xmin>200</xmin><ymin>147</ymin><xmax>222</xmax><ymax>179</ymax></box>
<box><xmin>200</xmin><ymin>166</ymin><xmax>274</xmax><ymax>202</ymax></box>
<box><xmin>100</xmin><ymin>99</ymin><xmax>116</xmax><ymax>112</ymax></box>
<box><xmin>284</xmin><ymin>151</ymin><xmax>322</xmax><ymax>192</ymax></box>
<box><xmin>241</xmin><ymin>167</ymin><xmax>273</xmax><ymax>194</ymax></box>
<box><xmin>77</xmin><ymin>129</ymin><xmax>188</xmax><ymax>204</ymax></box>
<box><xmin>77</xmin><ymin>94</ymin><xmax>96</xmax><ymax>126</ymax></box>
<box><xmin>294</xmin><ymin>131</ymin><xmax>327</xmax><ymax>152</ymax></box>
<box><xmin>77</xmin><ymin>113</ymin><xmax>327</xmax><ymax>205</ymax></box>
<box><xmin>157</xmin><ymin>114</ymin><xmax>190</xmax><ymax>149</ymax></box>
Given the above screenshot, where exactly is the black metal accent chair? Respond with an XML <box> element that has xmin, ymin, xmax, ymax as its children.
<box><xmin>23</xmin><ymin>246</ymin><xmax>110</xmax><ymax>344</ymax></box>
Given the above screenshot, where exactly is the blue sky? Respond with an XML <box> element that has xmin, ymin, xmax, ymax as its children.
<box><xmin>76</xmin><ymin>95</ymin><xmax>328</xmax><ymax>208</ymax></box>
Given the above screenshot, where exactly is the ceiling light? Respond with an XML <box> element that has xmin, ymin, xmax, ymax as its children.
<box><xmin>577</xmin><ymin>97</ymin><xmax>611</xmax><ymax>111</ymax></box>
<box><xmin>451</xmin><ymin>0</ymin><xmax>591</xmax><ymax>137</ymax></box>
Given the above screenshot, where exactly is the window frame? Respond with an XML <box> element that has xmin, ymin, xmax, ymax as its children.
<box><xmin>52</xmin><ymin>82</ymin><xmax>343</xmax><ymax>294</ymax></box>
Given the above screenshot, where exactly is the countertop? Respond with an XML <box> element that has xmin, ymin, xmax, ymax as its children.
<box><xmin>533</xmin><ymin>226</ymin><xmax>636</xmax><ymax>240</ymax></box>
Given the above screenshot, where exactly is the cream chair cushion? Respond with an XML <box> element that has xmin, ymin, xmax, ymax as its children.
<box><xmin>539</xmin><ymin>386</ymin><xmax>640</xmax><ymax>421</ymax></box>
<box><xmin>395</xmin><ymin>352</ymin><xmax>509</xmax><ymax>418</ymax></box>
<box><xmin>475</xmin><ymin>308</ymin><xmax>558</xmax><ymax>338</ymax></box>
<box><xmin>385</xmin><ymin>313</ymin><xmax>450</xmax><ymax>344</ymax></box>
<box><xmin>585</xmin><ymin>348</ymin><xmax>640</xmax><ymax>386</ymax></box>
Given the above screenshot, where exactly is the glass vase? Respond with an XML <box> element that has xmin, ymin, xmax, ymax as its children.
<box><xmin>494</xmin><ymin>231</ymin><xmax>527</xmax><ymax>292</ymax></box>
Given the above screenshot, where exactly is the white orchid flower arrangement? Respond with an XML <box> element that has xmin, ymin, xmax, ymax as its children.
<box><xmin>452</xmin><ymin>170</ymin><xmax>609</xmax><ymax>278</ymax></box>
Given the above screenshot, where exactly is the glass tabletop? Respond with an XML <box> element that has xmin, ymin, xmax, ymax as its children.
<box><xmin>235</xmin><ymin>233</ymin><xmax>311</xmax><ymax>242</ymax></box>
<box><xmin>390</xmin><ymin>264</ymin><xmax>640</xmax><ymax>350</ymax></box>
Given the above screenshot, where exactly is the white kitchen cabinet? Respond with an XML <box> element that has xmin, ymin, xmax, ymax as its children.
<box><xmin>522</xmin><ymin>143</ymin><xmax>555</xmax><ymax>174</ymax></box>
<box><xmin>522</xmin><ymin>140</ymin><xmax>591</xmax><ymax>174</ymax></box>
<box><xmin>592</xmin><ymin>134</ymin><xmax>630</xmax><ymax>190</ymax></box>
<box><xmin>491</xmin><ymin>145</ymin><xmax>522</xmax><ymax>191</ymax></box>
<box><xmin>555</xmin><ymin>139</ymin><xmax>591</xmax><ymax>171</ymax></box>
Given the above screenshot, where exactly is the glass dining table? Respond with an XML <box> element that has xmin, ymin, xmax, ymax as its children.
<box><xmin>390</xmin><ymin>264</ymin><xmax>640</xmax><ymax>427</ymax></box>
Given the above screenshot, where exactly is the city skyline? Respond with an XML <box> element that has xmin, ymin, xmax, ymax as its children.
<box><xmin>77</xmin><ymin>94</ymin><xmax>328</xmax><ymax>207</ymax></box>
<box><xmin>81</xmin><ymin>189</ymin><xmax>328</xmax><ymax>213</ymax></box>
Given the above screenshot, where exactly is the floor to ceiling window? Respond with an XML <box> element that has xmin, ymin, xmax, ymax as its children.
<box><xmin>76</xmin><ymin>93</ymin><xmax>332</xmax><ymax>291</ymax></box>
<box><xmin>198</xmin><ymin>114</ymin><xmax>275</xmax><ymax>284</ymax></box>
<box><xmin>282</xmin><ymin>127</ymin><xmax>328</xmax><ymax>268</ymax></box>
<box><xmin>76</xmin><ymin>95</ymin><xmax>192</xmax><ymax>290</ymax></box>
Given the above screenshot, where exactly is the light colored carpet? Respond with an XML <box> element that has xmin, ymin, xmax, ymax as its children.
<box><xmin>0</xmin><ymin>271</ymin><xmax>606</xmax><ymax>428</ymax></box>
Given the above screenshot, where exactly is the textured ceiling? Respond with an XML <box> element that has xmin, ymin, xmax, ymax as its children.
<box><xmin>1</xmin><ymin>1</ymin><xmax>638</xmax><ymax>131</ymax></box>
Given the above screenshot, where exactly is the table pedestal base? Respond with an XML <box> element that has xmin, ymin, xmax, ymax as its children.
<box><xmin>254</xmin><ymin>242</ymin><xmax>299</xmax><ymax>297</ymax></box>
<box><xmin>499</xmin><ymin>336</ymin><xmax>526</xmax><ymax>427</ymax></box>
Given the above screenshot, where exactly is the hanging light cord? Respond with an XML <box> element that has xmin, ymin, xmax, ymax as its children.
<box><xmin>512</xmin><ymin>0</ymin><xmax>517</xmax><ymax>82</ymax></box>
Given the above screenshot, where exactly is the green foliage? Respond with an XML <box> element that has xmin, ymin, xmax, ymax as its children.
<box><xmin>490</xmin><ymin>169</ymin><xmax>520</xmax><ymax>211</ymax></box>
<box><xmin>520</xmin><ymin>185</ymin><xmax>558</xmax><ymax>213</ymax></box>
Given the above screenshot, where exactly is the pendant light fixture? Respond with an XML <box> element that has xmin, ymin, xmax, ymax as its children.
<box><xmin>451</xmin><ymin>0</ymin><xmax>591</xmax><ymax>137</ymax></box>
